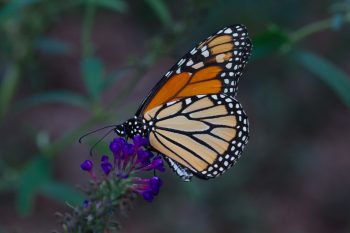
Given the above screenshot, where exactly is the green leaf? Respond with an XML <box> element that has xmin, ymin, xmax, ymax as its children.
<box><xmin>293</xmin><ymin>50</ymin><xmax>350</xmax><ymax>108</ymax></box>
<box><xmin>14</xmin><ymin>90</ymin><xmax>90</xmax><ymax>111</ymax></box>
<box><xmin>81</xmin><ymin>57</ymin><xmax>105</xmax><ymax>100</ymax></box>
<box><xmin>40</xmin><ymin>182</ymin><xmax>85</xmax><ymax>206</ymax></box>
<box><xmin>95</xmin><ymin>0</ymin><xmax>128</xmax><ymax>12</ymax></box>
<box><xmin>101</xmin><ymin>67</ymin><xmax>130</xmax><ymax>91</ymax></box>
<box><xmin>16</xmin><ymin>156</ymin><xmax>51</xmax><ymax>215</ymax></box>
<box><xmin>0</xmin><ymin>161</ymin><xmax>18</xmax><ymax>193</ymax></box>
<box><xmin>36</xmin><ymin>131</ymin><xmax>50</xmax><ymax>153</ymax></box>
<box><xmin>144</xmin><ymin>0</ymin><xmax>172</xmax><ymax>27</ymax></box>
<box><xmin>252</xmin><ymin>24</ymin><xmax>290</xmax><ymax>60</ymax></box>
<box><xmin>331</xmin><ymin>13</ymin><xmax>344</xmax><ymax>30</ymax></box>
<box><xmin>0</xmin><ymin>0</ymin><xmax>40</xmax><ymax>21</ymax></box>
<box><xmin>0</xmin><ymin>64</ymin><xmax>20</xmax><ymax>119</ymax></box>
<box><xmin>35</xmin><ymin>37</ymin><xmax>73</xmax><ymax>55</ymax></box>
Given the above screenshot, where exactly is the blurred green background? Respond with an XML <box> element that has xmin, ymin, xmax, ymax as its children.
<box><xmin>1</xmin><ymin>0</ymin><xmax>350</xmax><ymax>232</ymax></box>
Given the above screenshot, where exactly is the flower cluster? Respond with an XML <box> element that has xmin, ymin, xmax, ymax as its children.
<box><xmin>58</xmin><ymin>136</ymin><xmax>166</xmax><ymax>232</ymax></box>
<box><xmin>80</xmin><ymin>135</ymin><xmax>165</xmax><ymax>202</ymax></box>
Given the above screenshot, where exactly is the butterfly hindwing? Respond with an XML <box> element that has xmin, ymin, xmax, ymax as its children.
<box><xmin>144</xmin><ymin>94</ymin><xmax>249</xmax><ymax>179</ymax></box>
<box><xmin>164</xmin><ymin>157</ymin><xmax>193</xmax><ymax>181</ymax></box>
<box><xmin>136</xmin><ymin>25</ymin><xmax>252</xmax><ymax>116</ymax></box>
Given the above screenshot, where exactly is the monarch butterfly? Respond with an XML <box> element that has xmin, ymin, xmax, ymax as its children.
<box><xmin>112</xmin><ymin>25</ymin><xmax>250</xmax><ymax>181</ymax></box>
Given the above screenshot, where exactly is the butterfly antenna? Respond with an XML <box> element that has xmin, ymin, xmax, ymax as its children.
<box><xmin>79</xmin><ymin>125</ymin><xmax>118</xmax><ymax>143</ymax></box>
<box><xmin>88</xmin><ymin>127</ymin><xmax>116</xmax><ymax>156</ymax></box>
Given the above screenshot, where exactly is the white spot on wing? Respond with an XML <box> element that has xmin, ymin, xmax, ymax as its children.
<box><xmin>192</xmin><ymin>62</ymin><xmax>204</xmax><ymax>69</ymax></box>
<box><xmin>178</xmin><ymin>58</ymin><xmax>186</xmax><ymax>66</ymax></box>
<box><xmin>186</xmin><ymin>59</ymin><xmax>194</xmax><ymax>66</ymax></box>
<box><xmin>224</xmin><ymin>28</ymin><xmax>233</xmax><ymax>34</ymax></box>
<box><xmin>216</xmin><ymin>54</ymin><xmax>225</xmax><ymax>63</ymax></box>
<box><xmin>202</xmin><ymin>50</ymin><xmax>209</xmax><ymax>57</ymax></box>
<box><xmin>190</xmin><ymin>48</ymin><xmax>197</xmax><ymax>55</ymax></box>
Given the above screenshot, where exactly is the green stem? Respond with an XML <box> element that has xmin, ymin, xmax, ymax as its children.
<box><xmin>0</xmin><ymin>63</ymin><xmax>20</xmax><ymax>121</ymax></box>
<box><xmin>290</xmin><ymin>13</ymin><xmax>350</xmax><ymax>43</ymax></box>
<box><xmin>82</xmin><ymin>0</ymin><xmax>96</xmax><ymax>58</ymax></box>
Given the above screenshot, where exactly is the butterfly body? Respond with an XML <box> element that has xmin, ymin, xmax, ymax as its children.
<box><xmin>115</xmin><ymin>116</ymin><xmax>150</xmax><ymax>138</ymax></box>
<box><xmin>114</xmin><ymin>25</ymin><xmax>252</xmax><ymax>181</ymax></box>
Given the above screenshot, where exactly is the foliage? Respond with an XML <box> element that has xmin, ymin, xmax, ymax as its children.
<box><xmin>0</xmin><ymin>0</ymin><xmax>350</xmax><ymax>232</ymax></box>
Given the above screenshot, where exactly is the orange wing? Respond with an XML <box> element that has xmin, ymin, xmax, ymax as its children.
<box><xmin>136</xmin><ymin>25</ymin><xmax>252</xmax><ymax>115</ymax></box>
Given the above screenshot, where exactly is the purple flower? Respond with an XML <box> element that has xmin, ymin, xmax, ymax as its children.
<box><xmin>80</xmin><ymin>160</ymin><xmax>93</xmax><ymax>171</ymax></box>
<box><xmin>83</xmin><ymin>200</ymin><xmax>89</xmax><ymax>208</ymax></box>
<box><xmin>133</xmin><ymin>135</ymin><xmax>148</xmax><ymax>147</ymax></box>
<box><xmin>80</xmin><ymin>136</ymin><xmax>165</xmax><ymax>203</ymax></box>
<box><xmin>101</xmin><ymin>162</ymin><xmax>113</xmax><ymax>175</ymax></box>
<box><xmin>101</xmin><ymin>155</ymin><xmax>109</xmax><ymax>163</ymax></box>
<box><xmin>142</xmin><ymin>190</ymin><xmax>154</xmax><ymax>202</ymax></box>
<box><xmin>137</xmin><ymin>149</ymin><xmax>153</xmax><ymax>164</ymax></box>
<box><xmin>122</xmin><ymin>143</ymin><xmax>135</xmax><ymax>158</ymax></box>
<box><xmin>143</xmin><ymin>156</ymin><xmax>165</xmax><ymax>172</ymax></box>
<box><xmin>131</xmin><ymin>176</ymin><xmax>163</xmax><ymax>202</ymax></box>
<box><xmin>100</xmin><ymin>155</ymin><xmax>113</xmax><ymax>175</ymax></box>
<box><xmin>149</xmin><ymin>177</ymin><xmax>163</xmax><ymax>195</ymax></box>
<box><xmin>109</xmin><ymin>138</ymin><xmax>125</xmax><ymax>154</ymax></box>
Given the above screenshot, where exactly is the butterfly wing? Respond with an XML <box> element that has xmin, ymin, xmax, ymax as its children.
<box><xmin>134</xmin><ymin>25</ymin><xmax>251</xmax><ymax>180</ymax></box>
<box><xmin>135</xmin><ymin>24</ymin><xmax>252</xmax><ymax>116</ymax></box>
<box><xmin>143</xmin><ymin>94</ymin><xmax>249</xmax><ymax>179</ymax></box>
<box><xmin>164</xmin><ymin>157</ymin><xmax>193</xmax><ymax>181</ymax></box>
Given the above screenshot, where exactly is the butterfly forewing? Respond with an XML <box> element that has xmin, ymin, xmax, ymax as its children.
<box><xmin>136</xmin><ymin>25</ymin><xmax>252</xmax><ymax>116</ymax></box>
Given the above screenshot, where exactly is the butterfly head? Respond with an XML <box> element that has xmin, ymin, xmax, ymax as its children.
<box><xmin>114</xmin><ymin>124</ymin><xmax>127</xmax><ymax>137</ymax></box>
<box><xmin>114</xmin><ymin>116</ymin><xmax>149</xmax><ymax>139</ymax></box>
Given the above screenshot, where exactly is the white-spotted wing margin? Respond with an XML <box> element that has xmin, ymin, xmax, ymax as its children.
<box><xmin>164</xmin><ymin>157</ymin><xmax>193</xmax><ymax>181</ymax></box>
